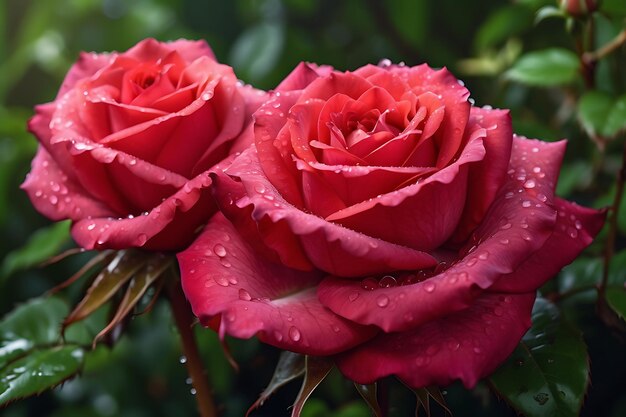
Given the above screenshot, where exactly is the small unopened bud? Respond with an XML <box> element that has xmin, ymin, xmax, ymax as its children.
<box><xmin>558</xmin><ymin>0</ymin><xmax>600</xmax><ymax>17</ymax></box>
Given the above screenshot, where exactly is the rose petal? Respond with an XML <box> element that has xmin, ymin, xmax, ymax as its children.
<box><xmin>450</xmin><ymin>107</ymin><xmax>513</xmax><ymax>244</ymax></box>
<box><xmin>491</xmin><ymin>197</ymin><xmax>606</xmax><ymax>292</ymax></box>
<box><xmin>125</xmin><ymin>38</ymin><xmax>215</xmax><ymax>64</ymax></box>
<box><xmin>178</xmin><ymin>213</ymin><xmax>377</xmax><ymax>355</ymax></box>
<box><xmin>335</xmin><ymin>292</ymin><xmax>535</xmax><ymax>388</ymax></box>
<box><xmin>217</xmin><ymin>146</ymin><xmax>438</xmax><ymax>277</ymax></box>
<box><xmin>392</xmin><ymin>65</ymin><xmax>471</xmax><ymax>168</ymax></box>
<box><xmin>324</xmin><ymin>130</ymin><xmax>486</xmax><ymax>251</ymax></box>
<box><xmin>58</xmin><ymin>52</ymin><xmax>112</xmax><ymax>98</ymax></box>
<box><xmin>71</xmin><ymin>169</ymin><xmax>215</xmax><ymax>250</ymax></box>
<box><xmin>21</xmin><ymin>148</ymin><xmax>114</xmax><ymax>221</ymax></box>
<box><xmin>318</xmin><ymin>137</ymin><xmax>560</xmax><ymax>332</ymax></box>
<box><xmin>276</xmin><ymin>62</ymin><xmax>334</xmax><ymax>92</ymax></box>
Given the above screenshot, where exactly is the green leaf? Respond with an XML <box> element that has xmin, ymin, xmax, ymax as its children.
<box><xmin>506</xmin><ymin>48</ymin><xmax>580</xmax><ymax>86</ymax></box>
<box><xmin>230</xmin><ymin>22</ymin><xmax>284</xmax><ymax>83</ymax></box>
<box><xmin>248</xmin><ymin>351</ymin><xmax>305</xmax><ymax>416</ymax></box>
<box><xmin>601</xmin><ymin>0</ymin><xmax>626</xmax><ymax>16</ymax></box>
<box><xmin>577</xmin><ymin>90</ymin><xmax>614</xmax><ymax>137</ymax></box>
<box><xmin>0</xmin><ymin>297</ymin><xmax>86</xmax><ymax>406</ymax></box>
<box><xmin>577</xmin><ymin>91</ymin><xmax>626</xmax><ymax>138</ymax></box>
<box><xmin>387</xmin><ymin>0</ymin><xmax>428</xmax><ymax>48</ymax></box>
<box><xmin>490</xmin><ymin>298</ymin><xmax>588</xmax><ymax>417</ymax></box>
<box><xmin>605</xmin><ymin>286</ymin><xmax>626</xmax><ymax>321</ymax></box>
<box><xmin>0</xmin><ymin>345</ymin><xmax>84</xmax><ymax>406</ymax></box>
<box><xmin>475</xmin><ymin>5</ymin><xmax>534</xmax><ymax>51</ymax></box>
<box><xmin>0</xmin><ymin>221</ymin><xmax>71</xmax><ymax>283</ymax></box>
<box><xmin>0</xmin><ymin>297</ymin><xmax>68</xmax><ymax>369</ymax></box>
<box><xmin>535</xmin><ymin>6</ymin><xmax>566</xmax><ymax>24</ymax></box>
<box><xmin>605</xmin><ymin>95</ymin><xmax>626</xmax><ymax>137</ymax></box>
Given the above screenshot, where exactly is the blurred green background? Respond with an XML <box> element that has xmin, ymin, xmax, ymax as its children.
<box><xmin>1</xmin><ymin>0</ymin><xmax>625</xmax><ymax>416</ymax></box>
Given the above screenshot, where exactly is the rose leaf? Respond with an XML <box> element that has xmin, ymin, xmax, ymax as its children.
<box><xmin>506</xmin><ymin>48</ymin><xmax>580</xmax><ymax>86</ymax></box>
<box><xmin>0</xmin><ymin>220</ymin><xmax>71</xmax><ymax>284</ymax></box>
<box><xmin>0</xmin><ymin>345</ymin><xmax>84</xmax><ymax>406</ymax></box>
<box><xmin>605</xmin><ymin>286</ymin><xmax>626</xmax><ymax>322</ymax></box>
<box><xmin>489</xmin><ymin>298</ymin><xmax>588</xmax><ymax>417</ymax></box>
<box><xmin>0</xmin><ymin>297</ymin><xmax>87</xmax><ymax>406</ymax></box>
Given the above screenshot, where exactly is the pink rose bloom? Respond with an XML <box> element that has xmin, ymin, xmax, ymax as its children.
<box><xmin>23</xmin><ymin>38</ymin><xmax>265</xmax><ymax>251</ymax></box>
<box><xmin>179</xmin><ymin>62</ymin><xmax>604</xmax><ymax>388</ymax></box>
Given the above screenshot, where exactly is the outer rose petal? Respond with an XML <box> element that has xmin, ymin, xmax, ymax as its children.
<box><xmin>335</xmin><ymin>292</ymin><xmax>535</xmax><ymax>388</ymax></box>
<box><xmin>217</xmin><ymin>146</ymin><xmax>438</xmax><ymax>277</ymax></box>
<box><xmin>491</xmin><ymin>198</ymin><xmax>606</xmax><ymax>292</ymax></box>
<box><xmin>276</xmin><ymin>62</ymin><xmax>334</xmax><ymax>92</ymax></box>
<box><xmin>125</xmin><ymin>38</ymin><xmax>215</xmax><ymax>64</ymax></box>
<box><xmin>178</xmin><ymin>213</ymin><xmax>377</xmax><ymax>355</ymax></box>
<box><xmin>318</xmin><ymin>137</ymin><xmax>564</xmax><ymax>332</ymax></box>
<box><xmin>22</xmin><ymin>148</ymin><xmax>114</xmax><ymax>221</ymax></box>
<box><xmin>450</xmin><ymin>107</ymin><xmax>513</xmax><ymax>244</ymax></box>
<box><xmin>71</xmin><ymin>169</ymin><xmax>215</xmax><ymax>251</ymax></box>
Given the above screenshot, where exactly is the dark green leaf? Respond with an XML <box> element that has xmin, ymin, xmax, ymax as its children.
<box><xmin>248</xmin><ymin>351</ymin><xmax>305</xmax><ymax>416</ymax></box>
<box><xmin>535</xmin><ymin>6</ymin><xmax>566</xmax><ymax>24</ymax></box>
<box><xmin>387</xmin><ymin>0</ymin><xmax>428</xmax><ymax>48</ymax></box>
<box><xmin>1</xmin><ymin>221</ymin><xmax>71</xmax><ymax>283</ymax></box>
<box><xmin>0</xmin><ymin>345</ymin><xmax>84</xmax><ymax>406</ymax></box>
<box><xmin>475</xmin><ymin>5</ymin><xmax>534</xmax><ymax>51</ymax></box>
<box><xmin>601</xmin><ymin>0</ymin><xmax>626</xmax><ymax>16</ymax></box>
<box><xmin>230</xmin><ymin>23</ymin><xmax>284</xmax><ymax>83</ymax></box>
<box><xmin>0</xmin><ymin>297</ymin><xmax>68</xmax><ymax>369</ymax></box>
<box><xmin>605</xmin><ymin>286</ymin><xmax>626</xmax><ymax>321</ymax></box>
<box><xmin>354</xmin><ymin>383</ymin><xmax>382</xmax><ymax>417</ymax></box>
<box><xmin>506</xmin><ymin>48</ymin><xmax>580</xmax><ymax>86</ymax></box>
<box><xmin>577</xmin><ymin>90</ymin><xmax>614</xmax><ymax>138</ymax></box>
<box><xmin>490</xmin><ymin>298</ymin><xmax>588</xmax><ymax>417</ymax></box>
<box><xmin>605</xmin><ymin>95</ymin><xmax>626</xmax><ymax>137</ymax></box>
<box><xmin>291</xmin><ymin>356</ymin><xmax>334</xmax><ymax>417</ymax></box>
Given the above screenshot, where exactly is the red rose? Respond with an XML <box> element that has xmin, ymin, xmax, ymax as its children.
<box><xmin>22</xmin><ymin>38</ymin><xmax>265</xmax><ymax>251</ymax></box>
<box><xmin>178</xmin><ymin>63</ymin><xmax>604</xmax><ymax>387</ymax></box>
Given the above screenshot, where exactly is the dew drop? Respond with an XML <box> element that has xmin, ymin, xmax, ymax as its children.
<box><xmin>500</xmin><ymin>222</ymin><xmax>512</xmax><ymax>230</ymax></box>
<box><xmin>288</xmin><ymin>326</ymin><xmax>301</xmax><ymax>342</ymax></box>
<box><xmin>499</xmin><ymin>238</ymin><xmax>510</xmax><ymax>245</ymax></box>
<box><xmin>87</xmin><ymin>223</ymin><xmax>96</xmax><ymax>231</ymax></box>
<box><xmin>238</xmin><ymin>289</ymin><xmax>252</xmax><ymax>301</ymax></box>
<box><xmin>137</xmin><ymin>233</ymin><xmax>148</xmax><ymax>246</ymax></box>
<box><xmin>473</xmin><ymin>346</ymin><xmax>483</xmax><ymax>354</ymax></box>
<box><xmin>522</xmin><ymin>200</ymin><xmax>532</xmax><ymax>208</ymax></box>
<box><xmin>378</xmin><ymin>275</ymin><xmax>397</xmax><ymax>288</ymax></box>
<box><xmin>274</xmin><ymin>331</ymin><xmax>283</xmax><ymax>341</ymax></box>
<box><xmin>533</xmin><ymin>393</ymin><xmax>549</xmax><ymax>405</ymax></box>
<box><xmin>574</xmin><ymin>220</ymin><xmax>583</xmax><ymax>230</ymax></box>
<box><xmin>448</xmin><ymin>340</ymin><xmax>460</xmax><ymax>351</ymax></box>
<box><xmin>49</xmin><ymin>195</ymin><xmax>58</xmax><ymax>205</ymax></box>
<box><xmin>254</xmin><ymin>184</ymin><xmax>266</xmax><ymax>194</ymax></box>
<box><xmin>348</xmin><ymin>292</ymin><xmax>359</xmax><ymax>302</ymax></box>
<box><xmin>179</xmin><ymin>356</ymin><xmax>187</xmax><ymax>364</ymax></box>
<box><xmin>361</xmin><ymin>277</ymin><xmax>378</xmax><ymax>290</ymax></box>
<box><xmin>190</xmin><ymin>388</ymin><xmax>197</xmax><ymax>395</ymax></box>
<box><xmin>214</xmin><ymin>276</ymin><xmax>229</xmax><ymax>287</ymax></box>
<box><xmin>478</xmin><ymin>251</ymin><xmax>489</xmax><ymax>260</ymax></box>
<box><xmin>523</xmin><ymin>179</ymin><xmax>536</xmax><ymax>189</ymax></box>
<box><xmin>424</xmin><ymin>282</ymin><xmax>436</xmax><ymax>293</ymax></box>
<box><xmin>376</xmin><ymin>295</ymin><xmax>390</xmax><ymax>308</ymax></box>
<box><xmin>214</xmin><ymin>244</ymin><xmax>227</xmax><ymax>257</ymax></box>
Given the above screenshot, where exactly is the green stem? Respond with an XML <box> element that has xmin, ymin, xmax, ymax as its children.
<box><xmin>601</xmin><ymin>140</ymin><xmax>626</xmax><ymax>295</ymax></box>
<box><xmin>166</xmin><ymin>277</ymin><xmax>217</xmax><ymax>417</ymax></box>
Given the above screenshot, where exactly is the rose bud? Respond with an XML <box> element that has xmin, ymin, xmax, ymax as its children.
<box><xmin>558</xmin><ymin>0</ymin><xmax>600</xmax><ymax>17</ymax></box>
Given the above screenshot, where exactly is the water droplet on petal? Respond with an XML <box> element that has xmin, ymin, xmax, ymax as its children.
<box><xmin>137</xmin><ymin>233</ymin><xmax>148</xmax><ymax>245</ymax></box>
<box><xmin>348</xmin><ymin>292</ymin><xmax>359</xmax><ymax>302</ymax></box>
<box><xmin>214</xmin><ymin>244</ymin><xmax>227</xmax><ymax>257</ymax></box>
<box><xmin>378</xmin><ymin>275</ymin><xmax>397</xmax><ymax>288</ymax></box>
<box><xmin>238</xmin><ymin>289</ymin><xmax>252</xmax><ymax>301</ymax></box>
<box><xmin>376</xmin><ymin>295</ymin><xmax>390</xmax><ymax>308</ymax></box>
<box><xmin>288</xmin><ymin>326</ymin><xmax>301</xmax><ymax>342</ymax></box>
<box><xmin>214</xmin><ymin>276</ymin><xmax>229</xmax><ymax>287</ymax></box>
<box><xmin>274</xmin><ymin>331</ymin><xmax>283</xmax><ymax>341</ymax></box>
<box><xmin>523</xmin><ymin>179</ymin><xmax>536</xmax><ymax>189</ymax></box>
<box><xmin>424</xmin><ymin>282</ymin><xmax>436</xmax><ymax>293</ymax></box>
<box><xmin>522</xmin><ymin>200</ymin><xmax>532</xmax><ymax>208</ymax></box>
<box><xmin>361</xmin><ymin>277</ymin><xmax>378</xmax><ymax>290</ymax></box>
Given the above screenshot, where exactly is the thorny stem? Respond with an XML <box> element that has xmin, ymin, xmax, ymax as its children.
<box><xmin>583</xmin><ymin>29</ymin><xmax>626</xmax><ymax>66</ymax></box>
<box><xmin>601</xmin><ymin>140</ymin><xmax>626</xmax><ymax>295</ymax></box>
<box><xmin>166</xmin><ymin>276</ymin><xmax>217</xmax><ymax>417</ymax></box>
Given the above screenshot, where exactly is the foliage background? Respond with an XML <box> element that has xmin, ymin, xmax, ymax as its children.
<box><xmin>0</xmin><ymin>0</ymin><xmax>624</xmax><ymax>416</ymax></box>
